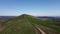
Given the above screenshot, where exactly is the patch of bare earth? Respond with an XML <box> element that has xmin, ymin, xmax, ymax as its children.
<box><xmin>35</xmin><ymin>24</ymin><xmax>60</xmax><ymax>34</ymax></box>
<box><xmin>34</xmin><ymin>25</ymin><xmax>46</xmax><ymax>34</ymax></box>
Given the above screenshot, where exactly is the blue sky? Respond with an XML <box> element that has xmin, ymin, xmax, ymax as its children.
<box><xmin>0</xmin><ymin>0</ymin><xmax>60</xmax><ymax>16</ymax></box>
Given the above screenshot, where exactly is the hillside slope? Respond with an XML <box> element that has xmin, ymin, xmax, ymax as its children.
<box><xmin>26</xmin><ymin>14</ymin><xmax>60</xmax><ymax>34</ymax></box>
<box><xmin>0</xmin><ymin>14</ymin><xmax>38</xmax><ymax>34</ymax></box>
<box><xmin>0</xmin><ymin>14</ymin><xmax>60</xmax><ymax>34</ymax></box>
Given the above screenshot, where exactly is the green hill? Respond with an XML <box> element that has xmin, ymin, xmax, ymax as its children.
<box><xmin>0</xmin><ymin>14</ymin><xmax>37</xmax><ymax>34</ymax></box>
<box><xmin>0</xmin><ymin>14</ymin><xmax>60</xmax><ymax>34</ymax></box>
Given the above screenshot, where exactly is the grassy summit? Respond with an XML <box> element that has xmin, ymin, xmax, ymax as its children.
<box><xmin>0</xmin><ymin>14</ymin><xmax>60</xmax><ymax>34</ymax></box>
<box><xmin>0</xmin><ymin>14</ymin><xmax>36</xmax><ymax>34</ymax></box>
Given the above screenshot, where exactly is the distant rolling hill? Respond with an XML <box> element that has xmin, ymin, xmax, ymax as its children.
<box><xmin>0</xmin><ymin>14</ymin><xmax>60</xmax><ymax>34</ymax></box>
<box><xmin>0</xmin><ymin>16</ymin><xmax>16</xmax><ymax>23</ymax></box>
<box><xmin>37</xmin><ymin>16</ymin><xmax>60</xmax><ymax>26</ymax></box>
<box><xmin>0</xmin><ymin>16</ymin><xmax>16</xmax><ymax>20</ymax></box>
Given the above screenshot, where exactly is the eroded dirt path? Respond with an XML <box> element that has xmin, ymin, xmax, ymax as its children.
<box><xmin>35</xmin><ymin>25</ymin><xmax>46</xmax><ymax>34</ymax></box>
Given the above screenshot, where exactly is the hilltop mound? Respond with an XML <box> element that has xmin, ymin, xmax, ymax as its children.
<box><xmin>0</xmin><ymin>14</ymin><xmax>37</xmax><ymax>34</ymax></box>
<box><xmin>0</xmin><ymin>14</ymin><xmax>60</xmax><ymax>34</ymax></box>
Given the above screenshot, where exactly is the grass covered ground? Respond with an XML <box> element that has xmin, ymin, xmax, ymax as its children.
<box><xmin>0</xmin><ymin>14</ymin><xmax>60</xmax><ymax>34</ymax></box>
